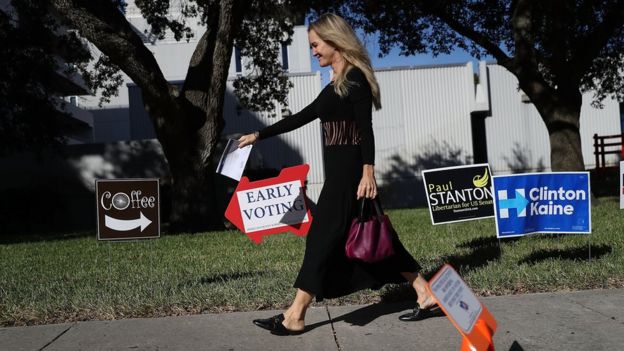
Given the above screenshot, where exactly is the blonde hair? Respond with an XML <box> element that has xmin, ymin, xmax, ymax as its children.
<box><xmin>309</xmin><ymin>14</ymin><xmax>381</xmax><ymax>110</ymax></box>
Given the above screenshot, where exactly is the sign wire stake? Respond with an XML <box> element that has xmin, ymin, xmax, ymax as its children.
<box><xmin>588</xmin><ymin>234</ymin><xmax>592</xmax><ymax>262</ymax></box>
<box><xmin>95</xmin><ymin>240</ymin><xmax>100</xmax><ymax>303</ymax></box>
<box><xmin>149</xmin><ymin>238</ymin><xmax>156</xmax><ymax>297</ymax></box>
<box><xmin>107</xmin><ymin>242</ymin><xmax>112</xmax><ymax>300</ymax></box>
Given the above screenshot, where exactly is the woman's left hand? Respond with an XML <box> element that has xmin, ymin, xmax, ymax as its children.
<box><xmin>357</xmin><ymin>165</ymin><xmax>377</xmax><ymax>199</ymax></box>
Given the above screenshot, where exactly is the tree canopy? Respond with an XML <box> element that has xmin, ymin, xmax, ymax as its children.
<box><xmin>43</xmin><ymin>0</ymin><xmax>306</xmax><ymax>231</ymax></box>
<box><xmin>0</xmin><ymin>0</ymin><xmax>121</xmax><ymax>155</ymax></box>
<box><xmin>311</xmin><ymin>0</ymin><xmax>624</xmax><ymax>170</ymax></box>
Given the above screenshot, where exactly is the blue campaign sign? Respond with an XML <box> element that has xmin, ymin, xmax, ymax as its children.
<box><xmin>492</xmin><ymin>172</ymin><xmax>591</xmax><ymax>238</ymax></box>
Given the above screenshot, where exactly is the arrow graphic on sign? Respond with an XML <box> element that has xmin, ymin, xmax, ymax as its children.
<box><xmin>105</xmin><ymin>212</ymin><xmax>152</xmax><ymax>232</ymax></box>
<box><xmin>499</xmin><ymin>190</ymin><xmax>529</xmax><ymax>213</ymax></box>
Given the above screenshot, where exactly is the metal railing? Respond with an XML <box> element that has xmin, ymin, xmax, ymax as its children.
<box><xmin>593</xmin><ymin>133</ymin><xmax>623</xmax><ymax>169</ymax></box>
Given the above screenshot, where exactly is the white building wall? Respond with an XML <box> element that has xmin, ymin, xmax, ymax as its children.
<box><xmin>373</xmin><ymin>63</ymin><xmax>476</xmax><ymax>184</ymax></box>
<box><xmin>579</xmin><ymin>93</ymin><xmax>621</xmax><ymax>168</ymax></box>
<box><xmin>288</xmin><ymin>27</ymin><xmax>312</xmax><ymax>73</ymax></box>
<box><xmin>485</xmin><ymin>64</ymin><xmax>621</xmax><ymax>174</ymax></box>
<box><xmin>221</xmin><ymin>72</ymin><xmax>324</xmax><ymax>201</ymax></box>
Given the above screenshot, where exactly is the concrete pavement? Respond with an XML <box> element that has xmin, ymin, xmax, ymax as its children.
<box><xmin>1</xmin><ymin>288</ymin><xmax>623</xmax><ymax>351</ymax></box>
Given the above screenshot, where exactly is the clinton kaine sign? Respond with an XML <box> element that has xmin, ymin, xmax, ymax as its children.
<box><xmin>492</xmin><ymin>172</ymin><xmax>590</xmax><ymax>238</ymax></box>
<box><xmin>422</xmin><ymin>164</ymin><xmax>494</xmax><ymax>224</ymax></box>
<box><xmin>225</xmin><ymin>165</ymin><xmax>312</xmax><ymax>243</ymax></box>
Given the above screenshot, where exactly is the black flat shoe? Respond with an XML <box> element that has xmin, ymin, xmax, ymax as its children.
<box><xmin>252</xmin><ymin>314</ymin><xmax>304</xmax><ymax>335</ymax></box>
<box><xmin>398</xmin><ymin>303</ymin><xmax>445</xmax><ymax>322</ymax></box>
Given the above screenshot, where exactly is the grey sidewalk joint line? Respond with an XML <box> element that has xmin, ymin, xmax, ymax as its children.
<box><xmin>325</xmin><ymin>305</ymin><xmax>341</xmax><ymax>351</ymax></box>
<box><xmin>38</xmin><ymin>323</ymin><xmax>75</xmax><ymax>351</ymax></box>
<box><xmin>563</xmin><ymin>295</ymin><xmax>624</xmax><ymax>325</ymax></box>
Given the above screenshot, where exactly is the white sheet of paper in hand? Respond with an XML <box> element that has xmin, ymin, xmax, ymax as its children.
<box><xmin>216</xmin><ymin>139</ymin><xmax>252</xmax><ymax>181</ymax></box>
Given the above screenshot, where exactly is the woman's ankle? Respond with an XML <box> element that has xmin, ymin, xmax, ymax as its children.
<box><xmin>284</xmin><ymin>307</ymin><xmax>307</xmax><ymax>321</ymax></box>
<box><xmin>412</xmin><ymin>275</ymin><xmax>436</xmax><ymax>308</ymax></box>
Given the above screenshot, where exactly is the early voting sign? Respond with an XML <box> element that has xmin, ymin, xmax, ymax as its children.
<box><xmin>422</xmin><ymin>164</ymin><xmax>494</xmax><ymax>224</ymax></box>
<box><xmin>225</xmin><ymin>164</ymin><xmax>312</xmax><ymax>244</ymax></box>
<box><xmin>493</xmin><ymin>172</ymin><xmax>591</xmax><ymax>238</ymax></box>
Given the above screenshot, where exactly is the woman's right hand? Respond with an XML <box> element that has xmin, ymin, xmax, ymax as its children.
<box><xmin>237</xmin><ymin>132</ymin><xmax>258</xmax><ymax>148</ymax></box>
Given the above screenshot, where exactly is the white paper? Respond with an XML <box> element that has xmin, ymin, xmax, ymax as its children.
<box><xmin>216</xmin><ymin>139</ymin><xmax>252</xmax><ymax>181</ymax></box>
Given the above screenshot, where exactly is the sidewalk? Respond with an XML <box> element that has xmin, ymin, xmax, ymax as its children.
<box><xmin>2</xmin><ymin>288</ymin><xmax>623</xmax><ymax>351</ymax></box>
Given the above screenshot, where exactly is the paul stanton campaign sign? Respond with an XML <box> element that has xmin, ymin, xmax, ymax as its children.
<box><xmin>422</xmin><ymin>164</ymin><xmax>494</xmax><ymax>224</ymax></box>
<box><xmin>492</xmin><ymin>172</ymin><xmax>591</xmax><ymax>238</ymax></box>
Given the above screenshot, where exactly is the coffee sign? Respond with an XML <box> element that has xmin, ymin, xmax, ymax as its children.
<box><xmin>96</xmin><ymin>179</ymin><xmax>160</xmax><ymax>240</ymax></box>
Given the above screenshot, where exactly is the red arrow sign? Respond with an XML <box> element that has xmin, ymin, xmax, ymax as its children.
<box><xmin>225</xmin><ymin>164</ymin><xmax>313</xmax><ymax>244</ymax></box>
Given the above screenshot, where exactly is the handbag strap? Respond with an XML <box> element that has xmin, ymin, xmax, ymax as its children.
<box><xmin>372</xmin><ymin>197</ymin><xmax>384</xmax><ymax>216</ymax></box>
<box><xmin>358</xmin><ymin>197</ymin><xmax>384</xmax><ymax>221</ymax></box>
<box><xmin>358</xmin><ymin>198</ymin><xmax>367</xmax><ymax>221</ymax></box>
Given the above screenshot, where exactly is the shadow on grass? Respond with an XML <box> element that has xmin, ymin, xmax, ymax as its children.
<box><xmin>178</xmin><ymin>271</ymin><xmax>270</xmax><ymax>288</ymax></box>
<box><xmin>378</xmin><ymin>236</ymin><xmax>505</xmax><ymax>303</ymax></box>
<box><xmin>518</xmin><ymin>244</ymin><xmax>612</xmax><ymax>265</ymax></box>
<box><xmin>199</xmin><ymin>271</ymin><xmax>269</xmax><ymax>285</ymax></box>
<box><xmin>442</xmin><ymin>236</ymin><xmax>503</xmax><ymax>274</ymax></box>
<box><xmin>456</xmin><ymin>236</ymin><xmax>521</xmax><ymax>249</ymax></box>
<box><xmin>0</xmin><ymin>231</ymin><xmax>94</xmax><ymax>245</ymax></box>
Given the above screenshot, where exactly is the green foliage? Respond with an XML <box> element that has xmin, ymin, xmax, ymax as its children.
<box><xmin>232</xmin><ymin>1</ymin><xmax>296</xmax><ymax>113</ymax></box>
<box><xmin>134</xmin><ymin>0</ymin><xmax>195</xmax><ymax>41</ymax></box>
<box><xmin>1</xmin><ymin>198</ymin><xmax>622</xmax><ymax>326</ymax></box>
<box><xmin>0</xmin><ymin>1</ymin><xmax>71</xmax><ymax>156</ymax></box>
<box><xmin>0</xmin><ymin>0</ymin><xmax>123</xmax><ymax>155</ymax></box>
<box><xmin>133</xmin><ymin>0</ymin><xmax>300</xmax><ymax>113</ymax></box>
<box><xmin>311</xmin><ymin>0</ymin><xmax>624</xmax><ymax>105</ymax></box>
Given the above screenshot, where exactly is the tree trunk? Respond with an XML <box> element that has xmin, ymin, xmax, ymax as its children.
<box><xmin>168</xmin><ymin>153</ymin><xmax>222</xmax><ymax>232</ymax></box>
<box><xmin>156</xmin><ymin>0</ymin><xmax>237</xmax><ymax>233</ymax></box>
<box><xmin>538</xmin><ymin>93</ymin><xmax>586</xmax><ymax>172</ymax></box>
<box><xmin>547</xmin><ymin>120</ymin><xmax>584</xmax><ymax>172</ymax></box>
<box><xmin>163</xmin><ymin>103</ymin><xmax>224</xmax><ymax>233</ymax></box>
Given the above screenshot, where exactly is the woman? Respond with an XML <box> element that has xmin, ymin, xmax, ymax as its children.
<box><xmin>238</xmin><ymin>13</ymin><xmax>440</xmax><ymax>335</ymax></box>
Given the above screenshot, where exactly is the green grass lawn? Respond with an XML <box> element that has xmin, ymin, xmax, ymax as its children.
<box><xmin>1</xmin><ymin>197</ymin><xmax>622</xmax><ymax>326</ymax></box>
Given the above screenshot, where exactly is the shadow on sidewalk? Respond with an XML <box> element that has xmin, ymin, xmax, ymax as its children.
<box><xmin>306</xmin><ymin>304</ymin><xmax>526</xmax><ymax>351</ymax></box>
<box><xmin>306</xmin><ymin>301</ymin><xmax>436</xmax><ymax>331</ymax></box>
<box><xmin>509</xmin><ymin>340</ymin><xmax>525</xmax><ymax>350</ymax></box>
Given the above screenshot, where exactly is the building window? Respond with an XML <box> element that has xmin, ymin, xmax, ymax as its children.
<box><xmin>619</xmin><ymin>102</ymin><xmax>624</xmax><ymax>134</ymax></box>
<box><xmin>281</xmin><ymin>42</ymin><xmax>289</xmax><ymax>71</ymax></box>
<box><xmin>235</xmin><ymin>46</ymin><xmax>242</xmax><ymax>73</ymax></box>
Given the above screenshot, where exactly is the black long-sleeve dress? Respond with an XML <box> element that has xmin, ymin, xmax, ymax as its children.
<box><xmin>258</xmin><ymin>67</ymin><xmax>421</xmax><ymax>301</ymax></box>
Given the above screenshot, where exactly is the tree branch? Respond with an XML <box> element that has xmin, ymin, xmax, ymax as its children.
<box><xmin>206</xmin><ymin>0</ymin><xmax>238</xmax><ymax>103</ymax></box>
<box><xmin>420</xmin><ymin>1</ymin><xmax>513</xmax><ymax>67</ymax></box>
<box><xmin>183</xmin><ymin>3</ymin><xmax>220</xmax><ymax>95</ymax></box>
<box><xmin>543</xmin><ymin>0</ymin><xmax>572</xmax><ymax>82</ymax></box>
<box><xmin>182</xmin><ymin>0</ymin><xmax>240</xmax><ymax>163</ymax></box>
<box><xmin>509</xmin><ymin>0</ymin><xmax>537</xmax><ymax>69</ymax></box>
<box><xmin>50</xmin><ymin>0</ymin><xmax>177</xmax><ymax>120</ymax></box>
<box><xmin>572</xmin><ymin>0</ymin><xmax>624</xmax><ymax>75</ymax></box>
<box><xmin>508</xmin><ymin>0</ymin><xmax>555</xmax><ymax>104</ymax></box>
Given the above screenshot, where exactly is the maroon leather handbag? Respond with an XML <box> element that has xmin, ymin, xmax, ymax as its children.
<box><xmin>345</xmin><ymin>198</ymin><xmax>395</xmax><ymax>263</ymax></box>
